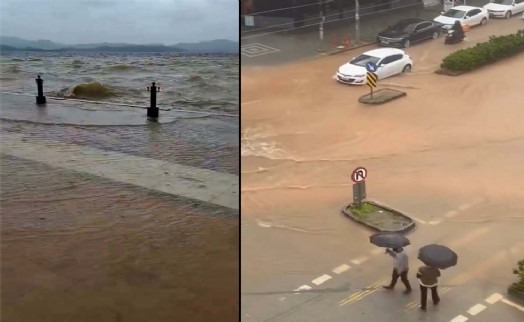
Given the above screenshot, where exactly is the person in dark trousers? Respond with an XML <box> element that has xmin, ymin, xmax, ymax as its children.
<box><xmin>416</xmin><ymin>265</ymin><xmax>441</xmax><ymax>311</ymax></box>
<box><xmin>383</xmin><ymin>247</ymin><xmax>411</xmax><ymax>294</ymax></box>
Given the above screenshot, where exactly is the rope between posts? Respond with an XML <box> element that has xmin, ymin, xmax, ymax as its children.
<box><xmin>0</xmin><ymin>91</ymin><xmax>238</xmax><ymax>118</ymax></box>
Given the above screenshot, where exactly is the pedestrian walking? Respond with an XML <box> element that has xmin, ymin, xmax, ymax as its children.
<box><xmin>383</xmin><ymin>247</ymin><xmax>411</xmax><ymax>294</ymax></box>
<box><xmin>416</xmin><ymin>265</ymin><xmax>441</xmax><ymax>311</ymax></box>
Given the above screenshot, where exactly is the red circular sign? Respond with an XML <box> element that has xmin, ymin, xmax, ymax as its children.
<box><xmin>351</xmin><ymin>167</ymin><xmax>367</xmax><ymax>183</ymax></box>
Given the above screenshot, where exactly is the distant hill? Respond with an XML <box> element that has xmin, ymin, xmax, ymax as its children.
<box><xmin>0</xmin><ymin>36</ymin><xmax>238</xmax><ymax>53</ymax></box>
<box><xmin>0</xmin><ymin>44</ymin><xmax>46</xmax><ymax>52</ymax></box>
<box><xmin>171</xmin><ymin>39</ymin><xmax>238</xmax><ymax>54</ymax></box>
<box><xmin>55</xmin><ymin>45</ymin><xmax>187</xmax><ymax>53</ymax></box>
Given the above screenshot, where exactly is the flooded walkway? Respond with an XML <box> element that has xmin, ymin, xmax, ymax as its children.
<box><xmin>1</xmin><ymin>94</ymin><xmax>239</xmax><ymax>321</ymax></box>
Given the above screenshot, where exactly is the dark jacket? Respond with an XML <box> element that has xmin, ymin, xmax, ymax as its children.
<box><xmin>416</xmin><ymin>266</ymin><xmax>441</xmax><ymax>287</ymax></box>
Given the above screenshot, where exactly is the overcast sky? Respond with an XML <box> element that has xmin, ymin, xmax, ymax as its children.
<box><xmin>0</xmin><ymin>0</ymin><xmax>238</xmax><ymax>44</ymax></box>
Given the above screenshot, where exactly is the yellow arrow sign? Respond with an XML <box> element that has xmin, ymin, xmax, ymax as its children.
<box><xmin>366</xmin><ymin>72</ymin><xmax>377</xmax><ymax>88</ymax></box>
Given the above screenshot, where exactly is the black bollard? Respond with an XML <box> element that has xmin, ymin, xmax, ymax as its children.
<box><xmin>35</xmin><ymin>75</ymin><xmax>47</xmax><ymax>105</ymax></box>
<box><xmin>147</xmin><ymin>82</ymin><xmax>160</xmax><ymax>118</ymax></box>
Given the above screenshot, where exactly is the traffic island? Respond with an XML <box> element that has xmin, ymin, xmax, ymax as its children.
<box><xmin>507</xmin><ymin>259</ymin><xmax>524</xmax><ymax>304</ymax></box>
<box><xmin>342</xmin><ymin>200</ymin><xmax>415</xmax><ymax>233</ymax></box>
<box><xmin>359</xmin><ymin>88</ymin><xmax>407</xmax><ymax>105</ymax></box>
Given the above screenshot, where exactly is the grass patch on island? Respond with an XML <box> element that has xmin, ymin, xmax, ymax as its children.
<box><xmin>350</xmin><ymin>202</ymin><xmax>380</xmax><ymax>218</ymax></box>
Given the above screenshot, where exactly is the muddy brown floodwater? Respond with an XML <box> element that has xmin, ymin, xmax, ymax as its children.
<box><xmin>241</xmin><ymin>18</ymin><xmax>524</xmax><ymax>288</ymax></box>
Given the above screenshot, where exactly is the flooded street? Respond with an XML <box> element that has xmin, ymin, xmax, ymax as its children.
<box><xmin>1</xmin><ymin>78</ymin><xmax>238</xmax><ymax>321</ymax></box>
<box><xmin>241</xmin><ymin>18</ymin><xmax>524</xmax><ymax>321</ymax></box>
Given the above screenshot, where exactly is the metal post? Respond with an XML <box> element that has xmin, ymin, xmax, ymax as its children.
<box><xmin>35</xmin><ymin>75</ymin><xmax>47</xmax><ymax>105</ymax></box>
<box><xmin>147</xmin><ymin>82</ymin><xmax>160</xmax><ymax>118</ymax></box>
<box><xmin>354</xmin><ymin>0</ymin><xmax>360</xmax><ymax>43</ymax></box>
<box><xmin>371</xmin><ymin>86</ymin><xmax>374</xmax><ymax>99</ymax></box>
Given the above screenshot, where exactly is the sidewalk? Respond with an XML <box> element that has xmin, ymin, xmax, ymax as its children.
<box><xmin>241</xmin><ymin>0</ymin><xmax>486</xmax><ymax>66</ymax></box>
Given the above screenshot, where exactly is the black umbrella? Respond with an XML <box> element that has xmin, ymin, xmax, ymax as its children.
<box><xmin>418</xmin><ymin>244</ymin><xmax>458</xmax><ymax>269</ymax></box>
<box><xmin>370</xmin><ymin>232</ymin><xmax>411</xmax><ymax>249</ymax></box>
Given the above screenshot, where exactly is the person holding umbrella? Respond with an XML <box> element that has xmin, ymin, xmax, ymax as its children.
<box><xmin>383</xmin><ymin>247</ymin><xmax>411</xmax><ymax>294</ymax></box>
<box><xmin>369</xmin><ymin>232</ymin><xmax>412</xmax><ymax>294</ymax></box>
<box><xmin>416</xmin><ymin>244</ymin><xmax>458</xmax><ymax>311</ymax></box>
<box><xmin>416</xmin><ymin>265</ymin><xmax>440</xmax><ymax>311</ymax></box>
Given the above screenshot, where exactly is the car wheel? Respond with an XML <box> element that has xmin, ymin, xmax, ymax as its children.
<box><xmin>403</xmin><ymin>39</ymin><xmax>410</xmax><ymax>48</ymax></box>
<box><xmin>481</xmin><ymin>17</ymin><xmax>488</xmax><ymax>25</ymax></box>
<box><xmin>432</xmin><ymin>31</ymin><xmax>439</xmax><ymax>39</ymax></box>
<box><xmin>402</xmin><ymin>64</ymin><xmax>412</xmax><ymax>73</ymax></box>
<box><xmin>505</xmin><ymin>11</ymin><xmax>512</xmax><ymax>19</ymax></box>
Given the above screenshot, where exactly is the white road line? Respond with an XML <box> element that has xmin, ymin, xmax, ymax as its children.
<box><xmin>450</xmin><ymin>315</ymin><xmax>469</xmax><ymax>322</ymax></box>
<box><xmin>501</xmin><ymin>298</ymin><xmax>524</xmax><ymax>312</ymax></box>
<box><xmin>351</xmin><ymin>256</ymin><xmax>368</xmax><ymax>265</ymax></box>
<box><xmin>293</xmin><ymin>285</ymin><xmax>312</xmax><ymax>293</ymax></box>
<box><xmin>485</xmin><ymin>293</ymin><xmax>503</xmax><ymax>304</ymax></box>
<box><xmin>370</xmin><ymin>248</ymin><xmax>384</xmax><ymax>255</ymax></box>
<box><xmin>1</xmin><ymin>133</ymin><xmax>239</xmax><ymax>210</ymax></box>
<box><xmin>312</xmin><ymin>274</ymin><xmax>332</xmax><ymax>286</ymax></box>
<box><xmin>332</xmin><ymin>264</ymin><xmax>351</xmax><ymax>274</ymax></box>
<box><xmin>445</xmin><ymin>210</ymin><xmax>459</xmax><ymax>218</ymax></box>
<box><xmin>458</xmin><ymin>203</ymin><xmax>471</xmax><ymax>211</ymax></box>
<box><xmin>467</xmin><ymin>303</ymin><xmax>486</xmax><ymax>316</ymax></box>
<box><xmin>429</xmin><ymin>219</ymin><xmax>442</xmax><ymax>225</ymax></box>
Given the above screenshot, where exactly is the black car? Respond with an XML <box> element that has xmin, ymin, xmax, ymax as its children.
<box><xmin>377</xmin><ymin>18</ymin><xmax>443</xmax><ymax>48</ymax></box>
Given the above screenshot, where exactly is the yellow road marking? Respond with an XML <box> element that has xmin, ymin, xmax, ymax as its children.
<box><xmin>338</xmin><ymin>279</ymin><xmax>385</xmax><ymax>306</ymax></box>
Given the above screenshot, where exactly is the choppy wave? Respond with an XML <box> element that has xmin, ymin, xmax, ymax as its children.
<box><xmin>0</xmin><ymin>52</ymin><xmax>238</xmax><ymax>114</ymax></box>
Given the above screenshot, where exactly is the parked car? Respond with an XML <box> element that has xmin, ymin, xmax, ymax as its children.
<box><xmin>434</xmin><ymin>5</ymin><xmax>489</xmax><ymax>30</ymax></box>
<box><xmin>336</xmin><ymin>48</ymin><xmax>413</xmax><ymax>85</ymax></box>
<box><xmin>483</xmin><ymin>0</ymin><xmax>524</xmax><ymax>19</ymax></box>
<box><xmin>377</xmin><ymin>18</ymin><xmax>442</xmax><ymax>48</ymax></box>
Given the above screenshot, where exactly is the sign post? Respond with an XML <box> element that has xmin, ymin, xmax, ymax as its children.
<box><xmin>351</xmin><ymin>166</ymin><xmax>367</xmax><ymax>208</ymax></box>
<box><xmin>365</xmin><ymin>62</ymin><xmax>378</xmax><ymax>99</ymax></box>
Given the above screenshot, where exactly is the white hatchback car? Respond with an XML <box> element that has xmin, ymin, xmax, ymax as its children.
<box><xmin>484</xmin><ymin>0</ymin><xmax>524</xmax><ymax>19</ymax></box>
<box><xmin>434</xmin><ymin>5</ymin><xmax>489</xmax><ymax>30</ymax></box>
<box><xmin>336</xmin><ymin>48</ymin><xmax>413</xmax><ymax>85</ymax></box>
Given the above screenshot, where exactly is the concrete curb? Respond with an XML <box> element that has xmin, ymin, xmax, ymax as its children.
<box><xmin>341</xmin><ymin>199</ymin><xmax>416</xmax><ymax>234</ymax></box>
<box><xmin>358</xmin><ymin>88</ymin><xmax>407</xmax><ymax>105</ymax></box>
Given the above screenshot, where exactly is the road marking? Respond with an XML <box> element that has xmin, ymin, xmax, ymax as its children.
<box><xmin>351</xmin><ymin>256</ymin><xmax>368</xmax><ymax>265</ymax></box>
<box><xmin>312</xmin><ymin>274</ymin><xmax>332</xmax><ymax>286</ymax></box>
<box><xmin>1</xmin><ymin>133</ymin><xmax>239</xmax><ymax>210</ymax></box>
<box><xmin>241</xmin><ymin>43</ymin><xmax>280</xmax><ymax>57</ymax></box>
<box><xmin>332</xmin><ymin>264</ymin><xmax>351</xmax><ymax>275</ymax></box>
<box><xmin>293</xmin><ymin>285</ymin><xmax>312</xmax><ymax>294</ymax></box>
<box><xmin>450</xmin><ymin>315</ymin><xmax>469</xmax><ymax>322</ymax></box>
<box><xmin>467</xmin><ymin>303</ymin><xmax>486</xmax><ymax>316</ymax></box>
<box><xmin>501</xmin><ymin>298</ymin><xmax>524</xmax><ymax>312</ymax></box>
<box><xmin>338</xmin><ymin>279</ymin><xmax>385</xmax><ymax>306</ymax></box>
<box><xmin>429</xmin><ymin>219</ymin><xmax>442</xmax><ymax>225</ymax></box>
<box><xmin>485</xmin><ymin>293</ymin><xmax>503</xmax><ymax>304</ymax></box>
<box><xmin>445</xmin><ymin>210</ymin><xmax>459</xmax><ymax>218</ymax></box>
<box><xmin>279</xmin><ymin>297</ymin><xmax>286</xmax><ymax>302</ymax></box>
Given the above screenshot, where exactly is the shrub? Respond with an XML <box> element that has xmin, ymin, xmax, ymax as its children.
<box><xmin>512</xmin><ymin>259</ymin><xmax>524</xmax><ymax>291</ymax></box>
<box><xmin>441</xmin><ymin>29</ymin><xmax>524</xmax><ymax>72</ymax></box>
